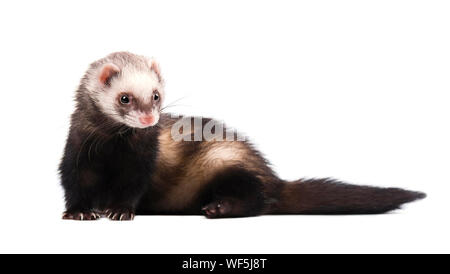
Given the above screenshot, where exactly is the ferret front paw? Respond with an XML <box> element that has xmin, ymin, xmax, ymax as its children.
<box><xmin>201</xmin><ymin>200</ymin><xmax>232</xmax><ymax>218</ymax></box>
<box><xmin>104</xmin><ymin>209</ymin><xmax>135</xmax><ymax>221</ymax></box>
<box><xmin>62</xmin><ymin>211</ymin><xmax>100</xmax><ymax>221</ymax></box>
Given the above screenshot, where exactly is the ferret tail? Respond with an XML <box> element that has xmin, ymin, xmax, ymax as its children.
<box><xmin>272</xmin><ymin>178</ymin><xmax>426</xmax><ymax>214</ymax></box>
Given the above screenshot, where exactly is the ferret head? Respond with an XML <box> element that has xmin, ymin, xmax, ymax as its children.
<box><xmin>84</xmin><ymin>52</ymin><xmax>165</xmax><ymax>129</ymax></box>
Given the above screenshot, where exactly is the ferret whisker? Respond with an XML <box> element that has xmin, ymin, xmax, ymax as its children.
<box><xmin>163</xmin><ymin>96</ymin><xmax>188</xmax><ymax>108</ymax></box>
<box><xmin>76</xmin><ymin>126</ymin><xmax>100</xmax><ymax>167</ymax></box>
<box><xmin>161</xmin><ymin>104</ymin><xmax>191</xmax><ymax>112</ymax></box>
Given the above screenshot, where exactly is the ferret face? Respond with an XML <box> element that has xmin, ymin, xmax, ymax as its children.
<box><xmin>93</xmin><ymin>60</ymin><xmax>164</xmax><ymax>129</ymax></box>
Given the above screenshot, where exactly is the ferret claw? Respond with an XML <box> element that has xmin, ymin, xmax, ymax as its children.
<box><xmin>62</xmin><ymin>211</ymin><xmax>100</xmax><ymax>221</ymax></box>
<box><xmin>104</xmin><ymin>209</ymin><xmax>135</xmax><ymax>221</ymax></box>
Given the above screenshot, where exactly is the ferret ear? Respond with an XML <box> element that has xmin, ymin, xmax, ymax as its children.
<box><xmin>149</xmin><ymin>60</ymin><xmax>162</xmax><ymax>82</ymax></box>
<box><xmin>99</xmin><ymin>63</ymin><xmax>120</xmax><ymax>86</ymax></box>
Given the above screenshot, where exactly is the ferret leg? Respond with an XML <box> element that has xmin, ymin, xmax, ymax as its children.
<box><xmin>60</xmin><ymin>165</ymin><xmax>101</xmax><ymax>220</ymax></box>
<box><xmin>200</xmin><ymin>168</ymin><xmax>265</xmax><ymax>218</ymax></box>
<box><xmin>61</xmin><ymin>173</ymin><xmax>102</xmax><ymax>221</ymax></box>
<box><xmin>102</xmin><ymin>173</ymin><xmax>149</xmax><ymax>221</ymax></box>
<box><xmin>61</xmin><ymin>186</ymin><xmax>100</xmax><ymax>221</ymax></box>
<box><xmin>60</xmin><ymin>131</ymin><xmax>106</xmax><ymax>220</ymax></box>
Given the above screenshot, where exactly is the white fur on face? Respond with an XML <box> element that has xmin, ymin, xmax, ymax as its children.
<box><xmin>95</xmin><ymin>66</ymin><xmax>164</xmax><ymax>128</ymax></box>
<box><xmin>113</xmin><ymin>68</ymin><xmax>162</xmax><ymax>103</ymax></box>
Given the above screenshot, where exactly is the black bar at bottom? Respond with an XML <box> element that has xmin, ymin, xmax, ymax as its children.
<box><xmin>0</xmin><ymin>254</ymin><xmax>445</xmax><ymax>272</ymax></box>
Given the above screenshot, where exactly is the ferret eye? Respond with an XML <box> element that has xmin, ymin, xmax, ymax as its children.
<box><xmin>153</xmin><ymin>93</ymin><xmax>160</xmax><ymax>101</ymax></box>
<box><xmin>120</xmin><ymin>95</ymin><xmax>130</xmax><ymax>104</ymax></box>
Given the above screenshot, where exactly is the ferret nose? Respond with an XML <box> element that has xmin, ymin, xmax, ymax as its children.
<box><xmin>139</xmin><ymin>115</ymin><xmax>154</xmax><ymax>126</ymax></box>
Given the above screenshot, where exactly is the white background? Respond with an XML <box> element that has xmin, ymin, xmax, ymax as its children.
<box><xmin>0</xmin><ymin>0</ymin><xmax>448</xmax><ymax>253</ymax></box>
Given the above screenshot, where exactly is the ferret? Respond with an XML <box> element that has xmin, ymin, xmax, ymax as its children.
<box><xmin>59</xmin><ymin>51</ymin><xmax>425</xmax><ymax>220</ymax></box>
